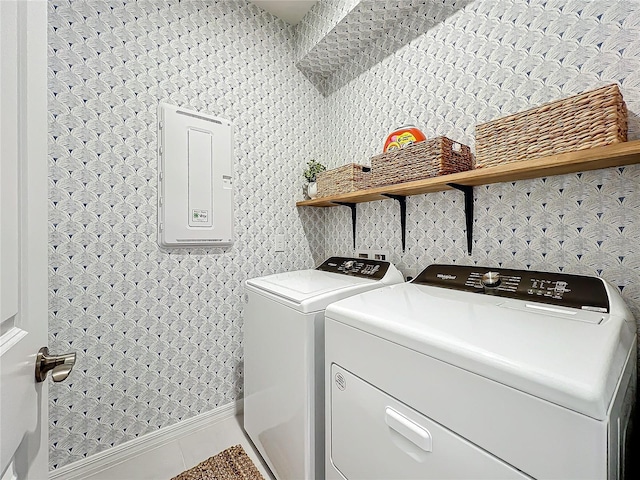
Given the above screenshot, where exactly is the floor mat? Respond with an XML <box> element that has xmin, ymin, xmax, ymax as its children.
<box><xmin>171</xmin><ymin>444</ymin><xmax>265</xmax><ymax>480</ymax></box>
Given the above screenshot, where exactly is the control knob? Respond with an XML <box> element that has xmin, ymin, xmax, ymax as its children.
<box><xmin>481</xmin><ymin>271</ymin><xmax>501</xmax><ymax>288</ymax></box>
<box><xmin>343</xmin><ymin>260</ymin><xmax>355</xmax><ymax>271</ymax></box>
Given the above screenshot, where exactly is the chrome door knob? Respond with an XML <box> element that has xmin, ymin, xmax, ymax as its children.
<box><xmin>35</xmin><ymin>347</ymin><xmax>76</xmax><ymax>382</ymax></box>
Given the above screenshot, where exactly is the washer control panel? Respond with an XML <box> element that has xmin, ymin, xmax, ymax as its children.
<box><xmin>317</xmin><ymin>256</ymin><xmax>389</xmax><ymax>280</ymax></box>
<box><xmin>413</xmin><ymin>264</ymin><xmax>610</xmax><ymax>312</ymax></box>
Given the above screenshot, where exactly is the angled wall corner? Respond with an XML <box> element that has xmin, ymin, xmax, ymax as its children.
<box><xmin>295</xmin><ymin>0</ymin><xmax>473</xmax><ymax>96</ymax></box>
<box><xmin>294</xmin><ymin>0</ymin><xmax>361</xmax><ymax>61</ymax></box>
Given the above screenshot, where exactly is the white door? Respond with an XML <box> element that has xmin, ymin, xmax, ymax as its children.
<box><xmin>0</xmin><ymin>1</ymin><xmax>53</xmax><ymax>479</ymax></box>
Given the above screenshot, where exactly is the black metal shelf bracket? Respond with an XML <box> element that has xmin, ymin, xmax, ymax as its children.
<box><xmin>334</xmin><ymin>202</ymin><xmax>357</xmax><ymax>249</ymax></box>
<box><xmin>447</xmin><ymin>183</ymin><xmax>474</xmax><ymax>255</ymax></box>
<box><xmin>381</xmin><ymin>194</ymin><xmax>407</xmax><ymax>252</ymax></box>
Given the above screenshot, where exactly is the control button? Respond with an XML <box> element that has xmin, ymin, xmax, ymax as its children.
<box><xmin>481</xmin><ymin>271</ymin><xmax>501</xmax><ymax>288</ymax></box>
<box><xmin>343</xmin><ymin>260</ymin><xmax>355</xmax><ymax>271</ymax></box>
<box><xmin>362</xmin><ymin>264</ymin><xmax>376</xmax><ymax>275</ymax></box>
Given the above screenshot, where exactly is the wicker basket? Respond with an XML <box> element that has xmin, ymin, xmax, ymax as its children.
<box><xmin>369</xmin><ymin>137</ymin><xmax>473</xmax><ymax>188</ymax></box>
<box><xmin>317</xmin><ymin>163</ymin><xmax>371</xmax><ymax>197</ymax></box>
<box><xmin>475</xmin><ymin>84</ymin><xmax>628</xmax><ymax>168</ymax></box>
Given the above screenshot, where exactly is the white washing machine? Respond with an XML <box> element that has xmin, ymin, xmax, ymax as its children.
<box><xmin>243</xmin><ymin>256</ymin><xmax>404</xmax><ymax>480</ymax></box>
<box><xmin>325</xmin><ymin>264</ymin><xmax>637</xmax><ymax>480</ymax></box>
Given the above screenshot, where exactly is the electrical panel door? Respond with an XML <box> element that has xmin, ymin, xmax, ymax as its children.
<box><xmin>157</xmin><ymin>103</ymin><xmax>233</xmax><ymax>247</ymax></box>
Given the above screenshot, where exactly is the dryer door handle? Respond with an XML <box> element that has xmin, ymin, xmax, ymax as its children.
<box><xmin>385</xmin><ymin>407</ymin><xmax>432</xmax><ymax>452</ymax></box>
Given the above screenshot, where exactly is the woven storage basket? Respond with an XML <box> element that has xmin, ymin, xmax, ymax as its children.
<box><xmin>317</xmin><ymin>163</ymin><xmax>371</xmax><ymax>197</ymax></box>
<box><xmin>369</xmin><ymin>137</ymin><xmax>473</xmax><ymax>188</ymax></box>
<box><xmin>475</xmin><ymin>84</ymin><xmax>628</xmax><ymax>168</ymax></box>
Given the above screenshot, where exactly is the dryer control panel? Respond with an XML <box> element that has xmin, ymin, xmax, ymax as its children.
<box><xmin>413</xmin><ymin>265</ymin><xmax>610</xmax><ymax>313</ymax></box>
<box><xmin>317</xmin><ymin>257</ymin><xmax>389</xmax><ymax>280</ymax></box>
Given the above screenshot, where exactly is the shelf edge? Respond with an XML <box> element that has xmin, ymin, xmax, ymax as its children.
<box><xmin>295</xmin><ymin>140</ymin><xmax>640</xmax><ymax>207</ymax></box>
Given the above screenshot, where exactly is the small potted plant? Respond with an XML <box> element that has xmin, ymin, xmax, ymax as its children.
<box><xmin>302</xmin><ymin>160</ymin><xmax>326</xmax><ymax>199</ymax></box>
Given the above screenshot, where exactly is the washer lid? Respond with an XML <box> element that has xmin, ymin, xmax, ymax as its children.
<box><xmin>325</xmin><ymin>281</ymin><xmax>635</xmax><ymax>420</ymax></box>
<box><xmin>245</xmin><ymin>257</ymin><xmax>404</xmax><ymax>312</ymax></box>
<box><xmin>248</xmin><ymin>269</ymin><xmax>375</xmax><ymax>300</ymax></box>
<box><xmin>246</xmin><ymin>270</ymin><xmax>384</xmax><ymax>313</ymax></box>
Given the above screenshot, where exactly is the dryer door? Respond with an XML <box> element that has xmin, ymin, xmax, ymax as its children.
<box><xmin>329</xmin><ymin>365</ymin><xmax>531</xmax><ymax>480</ymax></box>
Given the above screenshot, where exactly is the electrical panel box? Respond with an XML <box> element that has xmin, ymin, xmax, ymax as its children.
<box><xmin>157</xmin><ymin>103</ymin><xmax>234</xmax><ymax>248</ymax></box>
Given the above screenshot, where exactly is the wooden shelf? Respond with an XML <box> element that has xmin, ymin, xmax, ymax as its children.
<box><xmin>296</xmin><ymin>140</ymin><xmax>640</xmax><ymax>207</ymax></box>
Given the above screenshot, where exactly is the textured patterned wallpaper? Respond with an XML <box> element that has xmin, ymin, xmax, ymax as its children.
<box><xmin>294</xmin><ymin>0</ymin><xmax>360</xmax><ymax>61</ymax></box>
<box><xmin>47</xmin><ymin>0</ymin><xmax>325</xmax><ymax>469</ymax></box>
<box><xmin>318</xmin><ymin>0</ymin><xmax>640</xmax><ymax>323</ymax></box>
<box><xmin>48</xmin><ymin>0</ymin><xmax>640</xmax><ymax>471</ymax></box>
<box><xmin>297</xmin><ymin>0</ymin><xmax>474</xmax><ymax>95</ymax></box>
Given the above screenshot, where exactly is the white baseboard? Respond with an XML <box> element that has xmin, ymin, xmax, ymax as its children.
<box><xmin>49</xmin><ymin>400</ymin><xmax>243</xmax><ymax>480</ymax></box>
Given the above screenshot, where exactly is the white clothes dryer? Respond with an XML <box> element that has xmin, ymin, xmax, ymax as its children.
<box><xmin>325</xmin><ymin>264</ymin><xmax>637</xmax><ymax>480</ymax></box>
<box><xmin>243</xmin><ymin>256</ymin><xmax>403</xmax><ymax>480</ymax></box>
